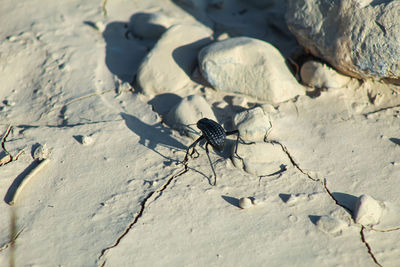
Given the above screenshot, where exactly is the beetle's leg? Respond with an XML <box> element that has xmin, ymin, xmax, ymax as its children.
<box><xmin>226</xmin><ymin>130</ymin><xmax>241</xmax><ymax>159</ymax></box>
<box><xmin>205</xmin><ymin>142</ymin><xmax>217</xmax><ymax>186</ymax></box>
<box><xmin>184</xmin><ymin>135</ymin><xmax>204</xmax><ymax>164</ymax></box>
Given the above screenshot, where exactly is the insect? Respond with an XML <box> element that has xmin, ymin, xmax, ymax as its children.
<box><xmin>183</xmin><ymin>118</ymin><xmax>241</xmax><ymax>185</ymax></box>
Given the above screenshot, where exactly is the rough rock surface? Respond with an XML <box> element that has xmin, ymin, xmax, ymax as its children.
<box><xmin>232</xmin><ymin>142</ymin><xmax>290</xmax><ymax>176</ymax></box>
<box><xmin>233</xmin><ymin>106</ymin><xmax>272</xmax><ymax>141</ymax></box>
<box><xmin>353</xmin><ymin>194</ymin><xmax>384</xmax><ymax>226</ymax></box>
<box><xmin>137</xmin><ymin>24</ymin><xmax>213</xmax><ymax>95</ymax></box>
<box><xmin>300</xmin><ymin>60</ymin><xmax>351</xmax><ymax>89</ymax></box>
<box><xmin>286</xmin><ymin>0</ymin><xmax>400</xmax><ymax>82</ymax></box>
<box><xmin>198</xmin><ymin>37</ymin><xmax>305</xmax><ymax>103</ymax></box>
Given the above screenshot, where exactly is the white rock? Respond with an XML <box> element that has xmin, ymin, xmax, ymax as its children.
<box><xmin>315</xmin><ymin>215</ymin><xmax>347</xmax><ymax>234</ymax></box>
<box><xmin>286</xmin><ymin>1</ymin><xmax>400</xmax><ymax>81</ymax></box>
<box><xmin>128</xmin><ymin>12</ymin><xmax>173</xmax><ymax>39</ymax></box>
<box><xmin>33</xmin><ymin>144</ymin><xmax>50</xmax><ymax>160</ymax></box>
<box><xmin>198</xmin><ymin>37</ymin><xmax>305</xmax><ymax>103</ymax></box>
<box><xmin>232</xmin><ymin>142</ymin><xmax>290</xmax><ymax>176</ymax></box>
<box><xmin>81</xmin><ymin>135</ymin><xmax>94</xmax><ymax>145</ymax></box>
<box><xmin>353</xmin><ymin>194</ymin><xmax>384</xmax><ymax>226</ymax></box>
<box><xmin>239</xmin><ymin>197</ymin><xmax>253</xmax><ymax>209</ymax></box>
<box><xmin>137</xmin><ymin>24</ymin><xmax>213</xmax><ymax>95</ymax></box>
<box><xmin>233</xmin><ymin>107</ymin><xmax>272</xmax><ymax>142</ymax></box>
<box><xmin>300</xmin><ymin>60</ymin><xmax>351</xmax><ymax>89</ymax></box>
<box><xmin>164</xmin><ymin>94</ymin><xmax>216</xmax><ymax>138</ymax></box>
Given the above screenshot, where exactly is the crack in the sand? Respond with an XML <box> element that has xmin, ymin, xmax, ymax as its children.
<box><xmin>97</xmin><ymin>167</ymin><xmax>187</xmax><ymax>266</ymax></box>
<box><xmin>361</xmin><ymin>226</ymin><xmax>383</xmax><ymax>267</ymax></box>
<box><xmin>362</xmin><ymin>103</ymin><xmax>400</xmax><ymax>118</ymax></box>
<box><xmin>273</xmin><ymin>140</ymin><xmax>382</xmax><ymax>266</ymax></box>
<box><xmin>269</xmin><ymin>140</ymin><xmax>319</xmax><ymax>182</ymax></box>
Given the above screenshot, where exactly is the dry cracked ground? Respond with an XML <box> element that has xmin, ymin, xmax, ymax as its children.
<box><xmin>1</xmin><ymin>0</ymin><xmax>400</xmax><ymax>266</ymax></box>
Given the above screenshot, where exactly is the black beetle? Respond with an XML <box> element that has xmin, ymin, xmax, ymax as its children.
<box><xmin>183</xmin><ymin>118</ymin><xmax>240</xmax><ymax>185</ymax></box>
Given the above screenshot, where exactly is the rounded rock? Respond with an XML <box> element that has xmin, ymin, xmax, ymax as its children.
<box><xmin>353</xmin><ymin>194</ymin><xmax>384</xmax><ymax>226</ymax></box>
<box><xmin>300</xmin><ymin>60</ymin><xmax>351</xmax><ymax>89</ymax></box>
<box><xmin>233</xmin><ymin>106</ymin><xmax>272</xmax><ymax>142</ymax></box>
<box><xmin>198</xmin><ymin>37</ymin><xmax>305</xmax><ymax>103</ymax></box>
<box><xmin>164</xmin><ymin>94</ymin><xmax>217</xmax><ymax>138</ymax></box>
<box><xmin>239</xmin><ymin>197</ymin><xmax>253</xmax><ymax>209</ymax></box>
<box><xmin>33</xmin><ymin>144</ymin><xmax>50</xmax><ymax>160</ymax></box>
<box><xmin>287</xmin><ymin>0</ymin><xmax>400</xmax><ymax>82</ymax></box>
<box><xmin>128</xmin><ymin>12</ymin><xmax>173</xmax><ymax>39</ymax></box>
<box><xmin>232</xmin><ymin>142</ymin><xmax>290</xmax><ymax>176</ymax></box>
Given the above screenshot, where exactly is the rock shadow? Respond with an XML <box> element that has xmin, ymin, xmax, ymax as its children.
<box><xmin>278</xmin><ymin>193</ymin><xmax>291</xmax><ymax>203</ymax></box>
<box><xmin>331</xmin><ymin>192</ymin><xmax>358</xmax><ymax>213</ymax></box>
<box><xmin>147</xmin><ymin>93</ymin><xmax>182</xmax><ymax>118</ymax></box>
<box><xmin>171</xmin><ymin>0</ymin><xmax>300</xmax><ymax>57</ymax></box>
<box><xmin>308</xmin><ymin>215</ymin><xmax>321</xmax><ymax>225</ymax></box>
<box><xmin>172</xmin><ymin>38</ymin><xmax>212</xmax><ymax>78</ymax></box>
<box><xmin>101</xmin><ymin>20</ymin><xmax>150</xmax><ymax>83</ymax></box>
<box><xmin>221</xmin><ymin>195</ymin><xmax>240</xmax><ymax>208</ymax></box>
<box><xmin>389</xmin><ymin>137</ymin><xmax>400</xmax><ymax>146</ymax></box>
<box><xmin>4</xmin><ymin>160</ymin><xmax>41</xmax><ymax>204</ymax></box>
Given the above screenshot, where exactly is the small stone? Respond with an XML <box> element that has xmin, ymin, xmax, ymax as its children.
<box><xmin>300</xmin><ymin>60</ymin><xmax>351</xmax><ymax>89</ymax></box>
<box><xmin>315</xmin><ymin>215</ymin><xmax>347</xmax><ymax>234</ymax></box>
<box><xmin>137</xmin><ymin>24</ymin><xmax>213</xmax><ymax>95</ymax></box>
<box><xmin>81</xmin><ymin>135</ymin><xmax>94</xmax><ymax>145</ymax></box>
<box><xmin>33</xmin><ymin>144</ymin><xmax>50</xmax><ymax>160</ymax></box>
<box><xmin>128</xmin><ymin>12</ymin><xmax>173</xmax><ymax>39</ymax></box>
<box><xmin>164</xmin><ymin>94</ymin><xmax>217</xmax><ymax>138</ymax></box>
<box><xmin>353</xmin><ymin>194</ymin><xmax>384</xmax><ymax>226</ymax></box>
<box><xmin>233</xmin><ymin>107</ymin><xmax>272</xmax><ymax>142</ymax></box>
<box><xmin>239</xmin><ymin>197</ymin><xmax>253</xmax><ymax>209</ymax></box>
<box><xmin>198</xmin><ymin>37</ymin><xmax>305</xmax><ymax>103</ymax></box>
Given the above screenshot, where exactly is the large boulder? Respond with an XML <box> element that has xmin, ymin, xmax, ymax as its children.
<box><xmin>286</xmin><ymin>0</ymin><xmax>400</xmax><ymax>83</ymax></box>
<box><xmin>198</xmin><ymin>37</ymin><xmax>305</xmax><ymax>103</ymax></box>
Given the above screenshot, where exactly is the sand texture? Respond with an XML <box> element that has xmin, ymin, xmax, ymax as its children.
<box><xmin>1</xmin><ymin>0</ymin><xmax>400</xmax><ymax>266</ymax></box>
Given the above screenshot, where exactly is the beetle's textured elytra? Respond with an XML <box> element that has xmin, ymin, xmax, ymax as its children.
<box><xmin>183</xmin><ymin>118</ymin><xmax>240</xmax><ymax>186</ymax></box>
<box><xmin>196</xmin><ymin>118</ymin><xmax>226</xmax><ymax>151</ymax></box>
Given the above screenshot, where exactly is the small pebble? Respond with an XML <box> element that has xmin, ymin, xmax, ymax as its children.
<box><xmin>353</xmin><ymin>194</ymin><xmax>384</xmax><ymax>226</ymax></box>
<box><xmin>300</xmin><ymin>60</ymin><xmax>351</xmax><ymax>89</ymax></box>
<box><xmin>239</xmin><ymin>197</ymin><xmax>253</xmax><ymax>209</ymax></box>
<box><xmin>33</xmin><ymin>144</ymin><xmax>50</xmax><ymax>160</ymax></box>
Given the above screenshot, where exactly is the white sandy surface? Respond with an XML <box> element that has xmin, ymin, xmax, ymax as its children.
<box><xmin>1</xmin><ymin>1</ymin><xmax>400</xmax><ymax>266</ymax></box>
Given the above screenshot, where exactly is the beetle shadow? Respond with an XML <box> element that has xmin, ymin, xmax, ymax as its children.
<box><xmin>120</xmin><ymin>112</ymin><xmax>186</xmax><ymax>163</ymax></box>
